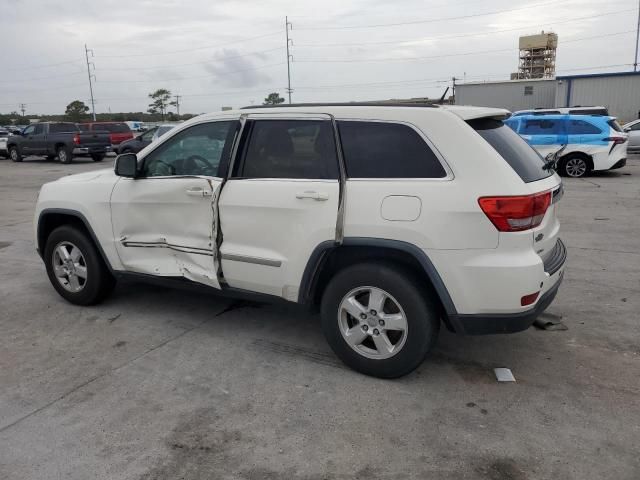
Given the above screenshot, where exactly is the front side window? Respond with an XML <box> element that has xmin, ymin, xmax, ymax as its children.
<box><xmin>568</xmin><ymin>120</ymin><xmax>601</xmax><ymax>135</ymax></box>
<box><xmin>140</xmin><ymin>128</ymin><xmax>157</xmax><ymax>141</ymax></box>
<box><xmin>237</xmin><ymin>120</ymin><xmax>338</xmax><ymax>179</ymax></box>
<box><xmin>141</xmin><ymin>121</ymin><xmax>236</xmax><ymax>177</ymax></box>
<box><xmin>337</xmin><ymin>121</ymin><xmax>446</xmax><ymax>178</ymax></box>
<box><xmin>22</xmin><ymin>125</ymin><xmax>35</xmax><ymax>135</ymax></box>
<box><xmin>629</xmin><ymin>122</ymin><xmax>640</xmax><ymax>132</ymax></box>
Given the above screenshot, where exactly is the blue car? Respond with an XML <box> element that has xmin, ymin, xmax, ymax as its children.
<box><xmin>504</xmin><ymin>114</ymin><xmax>627</xmax><ymax>177</ymax></box>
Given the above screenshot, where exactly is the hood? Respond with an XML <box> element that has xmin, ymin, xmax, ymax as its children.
<box><xmin>54</xmin><ymin>168</ymin><xmax>114</xmax><ymax>184</ymax></box>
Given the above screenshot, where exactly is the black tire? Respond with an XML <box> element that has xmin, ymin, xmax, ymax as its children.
<box><xmin>9</xmin><ymin>146</ymin><xmax>22</xmax><ymax>162</ymax></box>
<box><xmin>44</xmin><ymin>225</ymin><xmax>115</xmax><ymax>305</ymax></box>
<box><xmin>91</xmin><ymin>154</ymin><xmax>105</xmax><ymax>162</ymax></box>
<box><xmin>321</xmin><ymin>262</ymin><xmax>440</xmax><ymax>378</ymax></box>
<box><xmin>558</xmin><ymin>154</ymin><xmax>591</xmax><ymax>178</ymax></box>
<box><xmin>57</xmin><ymin>145</ymin><xmax>72</xmax><ymax>164</ymax></box>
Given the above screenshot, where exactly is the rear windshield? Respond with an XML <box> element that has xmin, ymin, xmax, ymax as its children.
<box><xmin>468</xmin><ymin>118</ymin><xmax>552</xmax><ymax>183</ymax></box>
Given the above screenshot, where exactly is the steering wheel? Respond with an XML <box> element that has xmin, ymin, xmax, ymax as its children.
<box><xmin>184</xmin><ymin>155</ymin><xmax>215</xmax><ymax>175</ymax></box>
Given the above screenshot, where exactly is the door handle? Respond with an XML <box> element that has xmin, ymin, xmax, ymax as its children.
<box><xmin>186</xmin><ymin>187</ymin><xmax>212</xmax><ymax>197</ymax></box>
<box><xmin>296</xmin><ymin>190</ymin><xmax>329</xmax><ymax>201</ymax></box>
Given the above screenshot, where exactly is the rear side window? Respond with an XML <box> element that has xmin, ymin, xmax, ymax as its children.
<box><xmin>607</xmin><ymin>119</ymin><xmax>623</xmax><ymax>132</ymax></box>
<box><xmin>49</xmin><ymin>123</ymin><xmax>78</xmax><ymax>133</ymax></box>
<box><xmin>469</xmin><ymin>118</ymin><xmax>552</xmax><ymax>183</ymax></box>
<box><xmin>337</xmin><ymin>121</ymin><xmax>446</xmax><ymax>178</ymax></box>
<box><xmin>237</xmin><ymin>120</ymin><xmax>338</xmax><ymax>179</ymax></box>
<box><xmin>520</xmin><ymin>119</ymin><xmax>562</xmax><ymax>135</ymax></box>
<box><xmin>78</xmin><ymin>124</ymin><xmax>90</xmax><ymax>131</ymax></box>
<box><xmin>568</xmin><ymin>120</ymin><xmax>601</xmax><ymax>135</ymax></box>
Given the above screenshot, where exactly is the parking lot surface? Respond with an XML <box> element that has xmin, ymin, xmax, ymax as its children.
<box><xmin>1</xmin><ymin>156</ymin><xmax>639</xmax><ymax>479</ymax></box>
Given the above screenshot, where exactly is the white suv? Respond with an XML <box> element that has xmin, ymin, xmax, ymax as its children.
<box><xmin>34</xmin><ymin>104</ymin><xmax>566</xmax><ymax>378</ymax></box>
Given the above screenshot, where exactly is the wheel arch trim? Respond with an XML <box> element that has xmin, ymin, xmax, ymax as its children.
<box><xmin>298</xmin><ymin>237</ymin><xmax>458</xmax><ymax>316</ymax></box>
<box><xmin>37</xmin><ymin>208</ymin><xmax>114</xmax><ymax>273</ymax></box>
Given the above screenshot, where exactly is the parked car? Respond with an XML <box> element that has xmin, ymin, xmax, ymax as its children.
<box><xmin>78</xmin><ymin>122</ymin><xmax>133</xmax><ymax>148</ymax></box>
<box><xmin>116</xmin><ymin>124</ymin><xmax>175</xmax><ymax>154</ymax></box>
<box><xmin>511</xmin><ymin>106</ymin><xmax>609</xmax><ymax>117</ymax></box>
<box><xmin>34</xmin><ymin>103</ymin><xmax>566</xmax><ymax>378</ymax></box>
<box><xmin>504</xmin><ymin>114</ymin><xmax>627</xmax><ymax>177</ymax></box>
<box><xmin>7</xmin><ymin>122</ymin><xmax>111</xmax><ymax>163</ymax></box>
<box><xmin>622</xmin><ymin>119</ymin><xmax>640</xmax><ymax>153</ymax></box>
<box><xmin>0</xmin><ymin>128</ymin><xmax>9</xmax><ymax>158</ymax></box>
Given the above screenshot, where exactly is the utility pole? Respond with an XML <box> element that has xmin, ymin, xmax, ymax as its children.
<box><xmin>451</xmin><ymin>77</ymin><xmax>460</xmax><ymax>105</ymax></box>
<box><xmin>84</xmin><ymin>44</ymin><xmax>97</xmax><ymax>121</ymax></box>
<box><xmin>19</xmin><ymin>103</ymin><xmax>26</xmax><ymax>117</ymax></box>
<box><xmin>635</xmin><ymin>0</ymin><xmax>640</xmax><ymax>71</ymax></box>
<box><xmin>174</xmin><ymin>94</ymin><xmax>181</xmax><ymax>116</ymax></box>
<box><xmin>285</xmin><ymin>16</ymin><xmax>293</xmax><ymax>104</ymax></box>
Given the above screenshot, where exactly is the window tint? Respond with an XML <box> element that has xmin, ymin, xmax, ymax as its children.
<box><xmin>469</xmin><ymin>118</ymin><xmax>552</xmax><ymax>183</ymax></box>
<box><xmin>49</xmin><ymin>123</ymin><xmax>78</xmax><ymax>133</ymax></box>
<box><xmin>142</xmin><ymin>121</ymin><xmax>236</xmax><ymax>177</ymax></box>
<box><xmin>23</xmin><ymin>125</ymin><xmax>35</xmax><ymax>135</ymax></box>
<box><xmin>337</xmin><ymin>121</ymin><xmax>446</xmax><ymax>178</ymax></box>
<box><xmin>238</xmin><ymin>120</ymin><xmax>338</xmax><ymax>179</ymax></box>
<box><xmin>34</xmin><ymin>124</ymin><xmax>44</xmax><ymax>135</ymax></box>
<box><xmin>140</xmin><ymin>128</ymin><xmax>157</xmax><ymax>141</ymax></box>
<box><xmin>77</xmin><ymin>124</ymin><xmax>90</xmax><ymax>131</ymax></box>
<box><xmin>521</xmin><ymin>119</ymin><xmax>562</xmax><ymax>135</ymax></box>
<box><xmin>567</xmin><ymin>119</ymin><xmax>601</xmax><ymax>135</ymax></box>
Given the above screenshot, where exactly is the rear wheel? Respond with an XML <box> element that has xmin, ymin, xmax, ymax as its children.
<box><xmin>559</xmin><ymin>154</ymin><xmax>591</xmax><ymax>178</ymax></box>
<box><xmin>91</xmin><ymin>154</ymin><xmax>105</xmax><ymax>162</ymax></box>
<box><xmin>9</xmin><ymin>146</ymin><xmax>22</xmax><ymax>162</ymax></box>
<box><xmin>321</xmin><ymin>262</ymin><xmax>440</xmax><ymax>378</ymax></box>
<box><xmin>57</xmin><ymin>145</ymin><xmax>72</xmax><ymax>164</ymax></box>
<box><xmin>44</xmin><ymin>225</ymin><xmax>115</xmax><ymax>305</ymax></box>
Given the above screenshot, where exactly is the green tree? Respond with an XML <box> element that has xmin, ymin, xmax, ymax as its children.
<box><xmin>147</xmin><ymin>89</ymin><xmax>177</xmax><ymax>120</ymax></box>
<box><xmin>263</xmin><ymin>92</ymin><xmax>285</xmax><ymax>105</ymax></box>
<box><xmin>65</xmin><ymin>100</ymin><xmax>90</xmax><ymax>122</ymax></box>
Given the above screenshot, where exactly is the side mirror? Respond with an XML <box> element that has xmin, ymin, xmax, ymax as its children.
<box><xmin>114</xmin><ymin>153</ymin><xmax>138</xmax><ymax>178</ymax></box>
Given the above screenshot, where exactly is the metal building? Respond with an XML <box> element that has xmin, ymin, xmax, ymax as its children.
<box><xmin>555</xmin><ymin>72</ymin><xmax>640</xmax><ymax>123</ymax></box>
<box><xmin>455</xmin><ymin>79</ymin><xmax>556</xmax><ymax>112</ymax></box>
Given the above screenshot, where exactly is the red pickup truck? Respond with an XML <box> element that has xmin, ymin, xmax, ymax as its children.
<box><xmin>78</xmin><ymin>122</ymin><xmax>133</xmax><ymax>147</ymax></box>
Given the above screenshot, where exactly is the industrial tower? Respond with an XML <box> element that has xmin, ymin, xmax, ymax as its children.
<box><xmin>514</xmin><ymin>31</ymin><xmax>558</xmax><ymax>79</ymax></box>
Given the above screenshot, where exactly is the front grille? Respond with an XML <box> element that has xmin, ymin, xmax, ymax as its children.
<box><xmin>543</xmin><ymin>238</ymin><xmax>566</xmax><ymax>276</ymax></box>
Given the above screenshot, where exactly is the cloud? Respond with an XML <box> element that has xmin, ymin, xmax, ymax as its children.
<box><xmin>203</xmin><ymin>49</ymin><xmax>273</xmax><ymax>88</ymax></box>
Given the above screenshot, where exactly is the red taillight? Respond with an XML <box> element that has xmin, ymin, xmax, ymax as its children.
<box><xmin>478</xmin><ymin>191</ymin><xmax>552</xmax><ymax>232</ymax></box>
<box><xmin>72</xmin><ymin>134</ymin><xmax>80</xmax><ymax>145</ymax></box>
<box><xmin>604</xmin><ymin>136</ymin><xmax>627</xmax><ymax>145</ymax></box>
<box><xmin>521</xmin><ymin>291</ymin><xmax>540</xmax><ymax>306</ymax></box>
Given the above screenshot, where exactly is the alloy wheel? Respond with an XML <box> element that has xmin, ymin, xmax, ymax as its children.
<box><xmin>52</xmin><ymin>241</ymin><xmax>87</xmax><ymax>293</ymax></box>
<box><xmin>565</xmin><ymin>158</ymin><xmax>587</xmax><ymax>177</ymax></box>
<box><xmin>338</xmin><ymin>286</ymin><xmax>408</xmax><ymax>359</ymax></box>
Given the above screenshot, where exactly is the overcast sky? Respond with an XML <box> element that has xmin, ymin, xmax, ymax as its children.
<box><xmin>1</xmin><ymin>0</ymin><xmax>638</xmax><ymax>115</ymax></box>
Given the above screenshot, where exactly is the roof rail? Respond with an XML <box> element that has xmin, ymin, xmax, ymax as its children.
<box><xmin>240</xmin><ymin>102</ymin><xmax>439</xmax><ymax>110</ymax></box>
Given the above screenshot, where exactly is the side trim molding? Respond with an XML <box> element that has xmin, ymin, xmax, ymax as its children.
<box><xmin>221</xmin><ymin>253</ymin><xmax>282</xmax><ymax>267</ymax></box>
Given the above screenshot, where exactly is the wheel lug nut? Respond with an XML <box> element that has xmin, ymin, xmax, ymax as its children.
<box><xmin>360</xmin><ymin>313</ymin><xmax>367</xmax><ymax>320</ymax></box>
<box><xmin>362</xmin><ymin>325</ymin><xmax>368</xmax><ymax>331</ymax></box>
<box><xmin>379</xmin><ymin>319</ymin><xmax>385</xmax><ymax>326</ymax></box>
<box><xmin>370</xmin><ymin>310</ymin><xmax>377</xmax><ymax>316</ymax></box>
<box><xmin>373</xmin><ymin>328</ymin><xmax>379</xmax><ymax>335</ymax></box>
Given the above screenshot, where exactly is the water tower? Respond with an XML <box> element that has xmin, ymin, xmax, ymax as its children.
<box><xmin>516</xmin><ymin>31</ymin><xmax>558</xmax><ymax>79</ymax></box>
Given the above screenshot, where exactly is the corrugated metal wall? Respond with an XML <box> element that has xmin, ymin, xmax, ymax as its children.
<box><xmin>555</xmin><ymin>76</ymin><xmax>640</xmax><ymax>123</ymax></box>
<box><xmin>456</xmin><ymin>80</ymin><xmax>556</xmax><ymax>112</ymax></box>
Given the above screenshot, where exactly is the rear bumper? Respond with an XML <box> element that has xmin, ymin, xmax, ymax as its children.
<box><xmin>448</xmin><ymin>273</ymin><xmax>563</xmax><ymax>335</ymax></box>
<box><xmin>609</xmin><ymin>158</ymin><xmax>626</xmax><ymax>170</ymax></box>
<box><xmin>73</xmin><ymin>146</ymin><xmax>111</xmax><ymax>155</ymax></box>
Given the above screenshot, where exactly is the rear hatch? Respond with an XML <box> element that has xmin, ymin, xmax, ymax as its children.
<box><xmin>468</xmin><ymin>117</ymin><xmax>562</xmax><ymax>263</ymax></box>
<box><xmin>91</xmin><ymin>123</ymin><xmax>133</xmax><ymax>144</ymax></box>
<box><xmin>78</xmin><ymin>130</ymin><xmax>111</xmax><ymax>147</ymax></box>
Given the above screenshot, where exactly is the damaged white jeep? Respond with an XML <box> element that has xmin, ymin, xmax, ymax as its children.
<box><xmin>35</xmin><ymin>104</ymin><xmax>566</xmax><ymax>378</ymax></box>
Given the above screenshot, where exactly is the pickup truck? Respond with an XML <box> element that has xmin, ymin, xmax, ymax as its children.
<box><xmin>7</xmin><ymin>122</ymin><xmax>111</xmax><ymax>164</ymax></box>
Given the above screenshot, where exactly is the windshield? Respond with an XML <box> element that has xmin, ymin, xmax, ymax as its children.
<box><xmin>468</xmin><ymin>118</ymin><xmax>553</xmax><ymax>183</ymax></box>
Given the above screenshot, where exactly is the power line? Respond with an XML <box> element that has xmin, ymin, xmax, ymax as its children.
<box><xmin>295</xmin><ymin>30</ymin><xmax>637</xmax><ymax>63</ymax></box>
<box><xmin>294</xmin><ymin>0</ymin><xmax>572</xmax><ymax>30</ymax></box>
<box><xmin>3</xmin><ymin>60</ymin><xmax>82</xmax><ymax>73</ymax></box>
<box><xmin>95</xmin><ymin>31</ymin><xmax>282</xmax><ymax>58</ymax></box>
<box><xmin>293</xmin><ymin>9</ymin><xmax>637</xmax><ymax>48</ymax></box>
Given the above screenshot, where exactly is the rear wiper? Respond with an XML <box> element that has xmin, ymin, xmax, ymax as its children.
<box><xmin>543</xmin><ymin>144</ymin><xmax>567</xmax><ymax>171</ymax></box>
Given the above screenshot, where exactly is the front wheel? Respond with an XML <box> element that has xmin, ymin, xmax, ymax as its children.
<box><xmin>559</xmin><ymin>155</ymin><xmax>591</xmax><ymax>178</ymax></box>
<box><xmin>44</xmin><ymin>225</ymin><xmax>115</xmax><ymax>305</ymax></box>
<box><xmin>321</xmin><ymin>263</ymin><xmax>440</xmax><ymax>378</ymax></box>
<box><xmin>57</xmin><ymin>145</ymin><xmax>72</xmax><ymax>164</ymax></box>
<box><xmin>91</xmin><ymin>154</ymin><xmax>105</xmax><ymax>162</ymax></box>
<box><xmin>9</xmin><ymin>146</ymin><xmax>22</xmax><ymax>162</ymax></box>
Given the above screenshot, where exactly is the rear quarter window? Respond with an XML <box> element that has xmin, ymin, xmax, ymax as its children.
<box><xmin>468</xmin><ymin>118</ymin><xmax>552</xmax><ymax>183</ymax></box>
<box><xmin>49</xmin><ymin>123</ymin><xmax>78</xmax><ymax>133</ymax></box>
<box><xmin>568</xmin><ymin>120</ymin><xmax>601</xmax><ymax>135</ymax></box>
<box><xmin>337</xmin><ymin>121</ymin><xmax>446</xmax><ymax>178</ymax></box>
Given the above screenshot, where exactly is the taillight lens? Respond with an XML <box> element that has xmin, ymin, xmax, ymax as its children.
<box><xmin>604</xmin><ymin>136</ymin><xmax>627</xmax><ymax>145</ymax></box>
<box><xmin>521</xmin><ymin>291</ymin><xmax>540</xmax><ymax>306</ymax></box>
<box><xmin>73</xmin><ymin>134</ymin><xmax>80</xmax><ymax>145</ymax></box>
<box><xmin>478</xmin><ymin>191</ymin><xmax>552</xmax><ymax>232</ymax></box>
